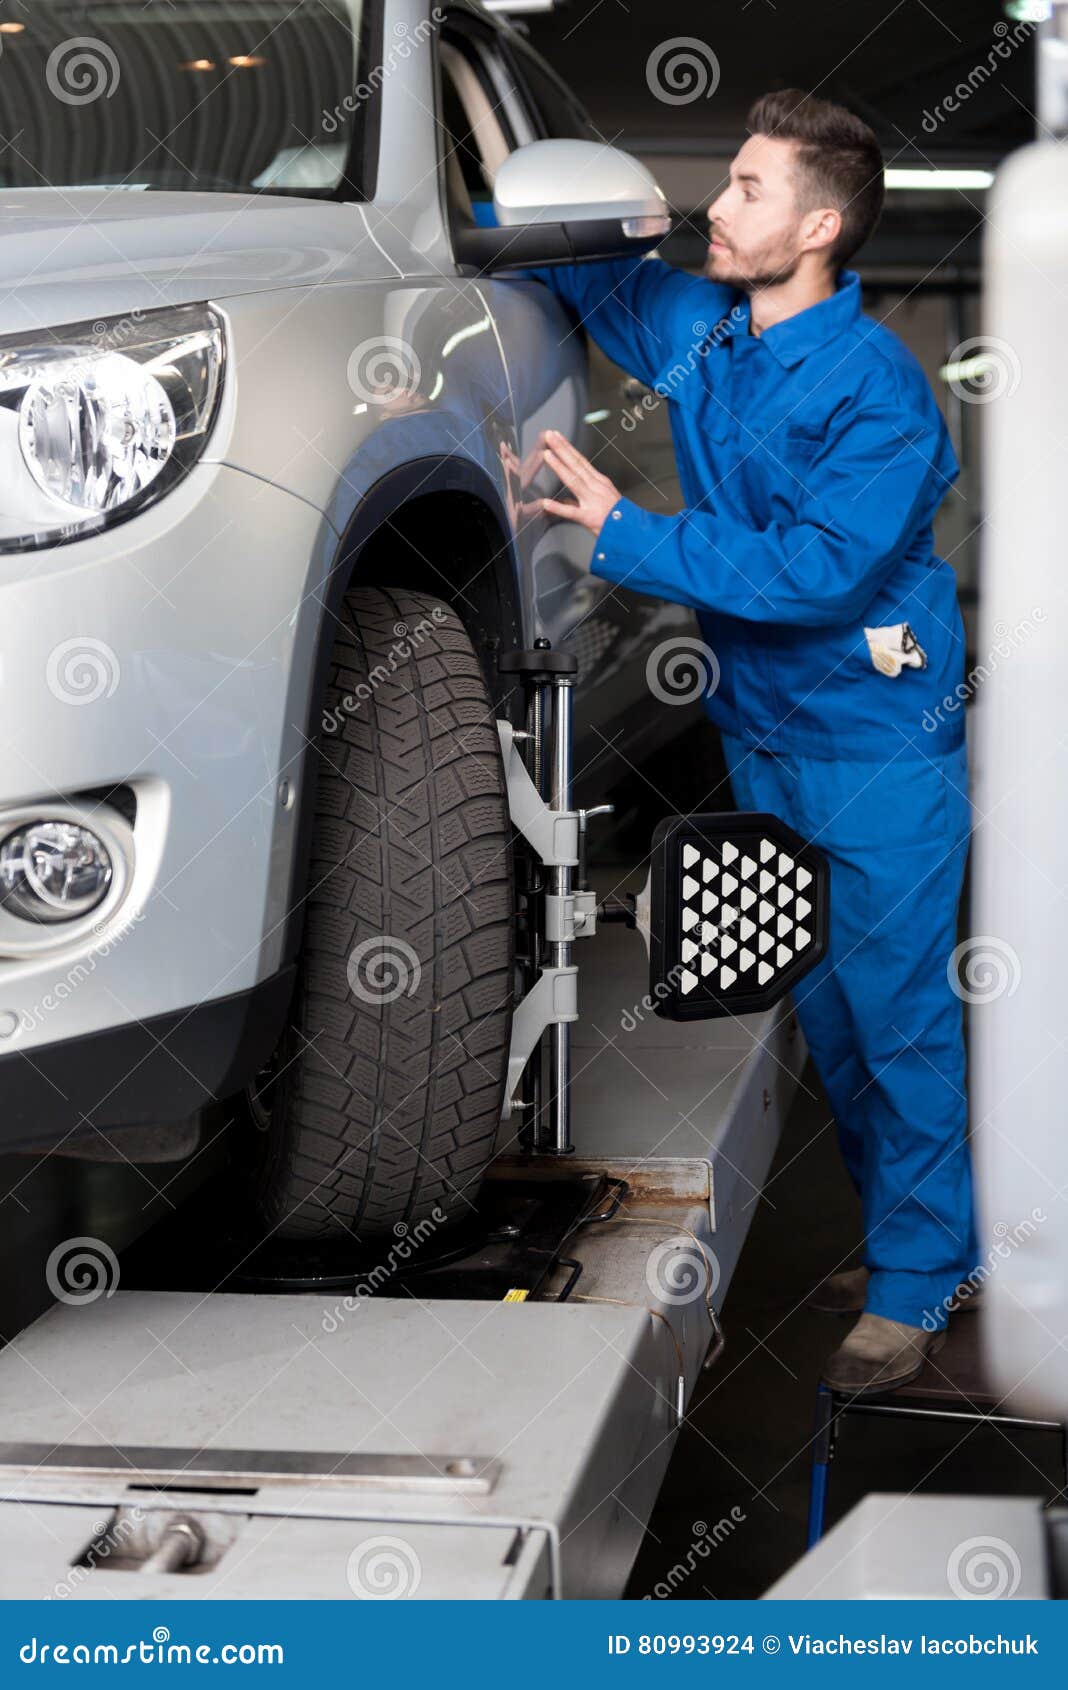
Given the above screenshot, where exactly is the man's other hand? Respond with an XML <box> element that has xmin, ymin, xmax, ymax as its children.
<box><xmin>539</xmin><ymin>429</ymin><xmax>622</xmax><ymax>535</ymax></box>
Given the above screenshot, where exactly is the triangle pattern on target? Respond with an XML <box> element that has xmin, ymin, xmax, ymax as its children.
<box><xmin>740</xmin><ymin>832</ymin><xmax>812</xmax><ymax>992</ymax></box>
<box><xmin>674</xmin><ymin>828</ymin><xmax>818</xmax><ymax>1008</ymax></box>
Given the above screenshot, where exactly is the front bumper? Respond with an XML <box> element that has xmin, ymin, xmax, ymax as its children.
<box><xmin>0</xmin><ymin>969</ymin><xmax>296</xmax><ymax>1152</ymax></box>
<box><xmin>0</xmin><ymin>460</ymin><xmax>336</xmax><ymax>1144</ymax></box>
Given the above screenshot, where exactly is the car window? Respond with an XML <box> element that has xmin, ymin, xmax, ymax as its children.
<box><xmin>0</xmin><ymin>0</ymin><xmax>373</xmax><ymax>198</ymax></box>
<box><xmin>438</xmin><ymin>23</ymin><xmax>536</xmax><ymax>230</ymax></box>
<box><xmin>439</xmin><ymin>39</ymin><xmax>510</xmax><ymax>216</ymax></box>
<box><xmin>437</xmin><ymin>17</ymin><xmax>599</xmax><ymax>248</ymax></box>
<box><xmin>502</xmin><ymin>35</ymin><xmax>599</xmax><ymax>143</ymax></box>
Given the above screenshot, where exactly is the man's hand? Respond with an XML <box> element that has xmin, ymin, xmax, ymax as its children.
<box><xmin>539</xmin><ymin>429</ymin><xmax>623</xmax><ymax>535</ymax></box>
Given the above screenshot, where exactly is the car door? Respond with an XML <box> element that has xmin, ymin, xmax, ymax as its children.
<box><xmin>437</xmin><ymin>12</ymin><xmax>592</xmax><ymax>632</ymax></box>
<box><xmin>437</xmin><ymin>14</ymin><xmax>699</xmax><ymax>788</ymax></box>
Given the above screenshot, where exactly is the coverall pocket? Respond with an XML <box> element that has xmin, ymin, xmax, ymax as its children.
<box><xmin>789</xmin><ymin>751</ymin><xmax>964</xmax><ymax>856</ymax></box>
<box><xmin>783</xmin><ymin>426</ymin><xmax>823</xmax><ymax>460</ymax></box>
<box><xmin>788</xmin><ymin>750</ymin><xmax>972</xmax><ymax>1060</ymax></box>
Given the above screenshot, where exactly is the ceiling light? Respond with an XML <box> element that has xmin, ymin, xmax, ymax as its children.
<box><xmin>885</xmin><ymin>168</ymin><xmax>994</xmax><ymax>191</ymax></box>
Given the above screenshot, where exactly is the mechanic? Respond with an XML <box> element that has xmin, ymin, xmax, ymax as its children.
<box><xmin>529</xmin><ymin>90</ymin><xmax>976</xmax><ymax>1394</ymax></box>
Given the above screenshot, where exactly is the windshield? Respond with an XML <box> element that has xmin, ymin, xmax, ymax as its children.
<box><xmin>0</xmin><ymin>1</ymin><xmax>371</xmax><ymax>197</ymax></box>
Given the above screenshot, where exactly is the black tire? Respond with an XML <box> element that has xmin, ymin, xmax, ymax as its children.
<box><xmin>241</xmin><ymin>587</ymin><xmax>515</xmax><ymax>1241</ymax></box>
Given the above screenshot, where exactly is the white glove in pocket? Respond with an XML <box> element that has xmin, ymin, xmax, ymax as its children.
<box><xmin>864</xmin><ymin>622</ymin><xmax>928</xmax><ymax>677</ymax></box>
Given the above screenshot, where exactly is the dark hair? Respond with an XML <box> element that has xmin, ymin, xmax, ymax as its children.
<box><xmin>746</xmin><ymin>89</ymin><xmax>884</xmax><ymax>268</ymax></box>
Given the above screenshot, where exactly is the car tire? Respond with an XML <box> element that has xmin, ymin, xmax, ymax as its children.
<box><xmin>239</xmin><ymin>586</ymin><xmax>515</xmax><ymax>1241</ymax></box>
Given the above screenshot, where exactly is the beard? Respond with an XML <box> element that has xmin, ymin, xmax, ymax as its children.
<box><xmin>703</xmin><ymin>242</ymin><xmax>802</xmax><ymax>293</ymax></box>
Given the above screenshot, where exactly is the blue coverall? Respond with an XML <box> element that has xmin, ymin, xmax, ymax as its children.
<box><xmin>529</xmin><ymin>256</ymin><xmax>976</xmax><ymax>1328</ymax></box>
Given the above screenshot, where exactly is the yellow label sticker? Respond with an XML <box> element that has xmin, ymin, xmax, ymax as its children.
<box><xmin>503</xmin><ymin>1288</ymin><xmax>529</xmax><ymax>1303</ymax></box>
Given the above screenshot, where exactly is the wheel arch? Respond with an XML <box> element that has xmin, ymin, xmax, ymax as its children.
<box><xmin>280</xmin><ymin>454</ymin><xmax>525</xmax><ymax>971</ymax></box>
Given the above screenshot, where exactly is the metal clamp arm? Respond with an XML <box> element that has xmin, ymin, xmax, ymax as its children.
<box><xmin>503</xmin><ymin>966</ymin><xmax>578</xmax><ymax>1120</ymax></box>
<box><xmin>497</xmin><ymin>721</ymin><xmax>578</xmax><ymax>868</ymax></box>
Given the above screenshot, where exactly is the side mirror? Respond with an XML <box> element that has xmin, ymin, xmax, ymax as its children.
<box><xmin>454</xmin><ymin>139</ymin><xmax>671</xmax><ymax>275</ymax></box>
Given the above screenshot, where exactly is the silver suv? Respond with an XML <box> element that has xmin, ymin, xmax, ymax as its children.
<box><xmin>0</xmin><ymin>0</ymin><xmax>688</xmax><ymax>1238</ymax></box>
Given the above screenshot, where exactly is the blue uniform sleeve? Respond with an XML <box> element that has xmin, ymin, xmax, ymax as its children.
<box><xmin>588</xmin><ymin>394</ymin><xmax>959</xmax><ymax>627</ymax></box>
<box><xmin>525</xmin><ymin>254</ymin><xmax>726</xmax><ymax>391</ymax></box>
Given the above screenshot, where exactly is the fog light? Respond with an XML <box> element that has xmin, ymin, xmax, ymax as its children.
<box><xmin>0</xmin><ymin>821</ymin><xmax>113</xmax><ymax>923</ymax></box>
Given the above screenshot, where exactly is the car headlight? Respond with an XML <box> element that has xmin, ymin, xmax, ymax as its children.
<box><xmin>0</xmin><ymin>303</ymin><xmax>225</xmax><ymax>553</ymax></box>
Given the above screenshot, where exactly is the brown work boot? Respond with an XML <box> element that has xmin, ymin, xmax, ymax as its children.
<box><xmin>806</xmin><ymin>1266</ymin><xmax>869</xmax><ymax>1314</ymax></box>
<box><xmin>821</xmin><ymin>1312</ymin><xmax>945</xmax><ymax>1396</ymax></box>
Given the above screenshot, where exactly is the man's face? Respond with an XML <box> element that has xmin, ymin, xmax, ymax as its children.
<box><xmin>705</xmin><ymin>133</ymin><xmax>813</xmax><ymax>291</ymax></box>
